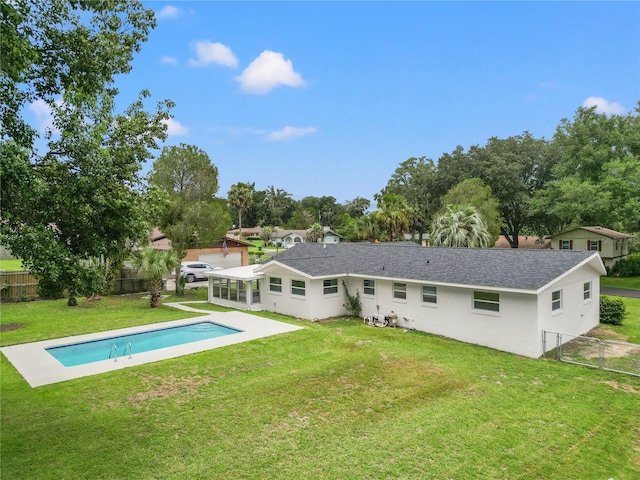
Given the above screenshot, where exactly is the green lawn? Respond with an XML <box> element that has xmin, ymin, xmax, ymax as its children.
<box><xmin>1</xmin><ymin>296</ymin><xmax>639</xmax><ymax>479</ymax></box>
<box><xmin>601</xmin><ymin>275</ymin><xmax>640</xmax><ymax>290</ymax></box>
<box><xmin>0</xmin><ymin>259</ymin><xmax>23</xmax><ymax>271</ymax></box>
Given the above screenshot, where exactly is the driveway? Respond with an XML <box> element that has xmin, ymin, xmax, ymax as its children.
<box><xmin>600</xmin><ymin>287</ymin><xmax>640</xmax><ymax>299</ymax></box>
<box><xmin>165</xmin><ymin>277</ymin><xmax>207</xmax><ymax>292</ymax></box>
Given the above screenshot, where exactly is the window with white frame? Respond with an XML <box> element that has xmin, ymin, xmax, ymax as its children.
<box><xmin>269</xmin><ymin>277</ymin><xmax>282</xmax><ymax>293</ymax></box>
<box><xmin>393</xmin><ymin>282</ymin><xmax>406</xmax><ymax>300</ymax></box>
<box><xmin>363</xmin><ymin>279</ymin><xmax>375</xmax><ymax>296</ymax></box>
<box><xmin>552</xmin><ymin>290</ymin><xmax>562</xmax><ymax>311</ymax></box>
<box><xmin>588</xmin><ymin>240</ymin><xmax>600</xmax><ymax>251</ymax></box>
<box><xmin>323</xmin><ymin>278</ymin><xmax>338</xmax><ymax>295</ymax></box>
<box><xmin>583</xmin><ymin>282</ymin><xmax>592</xmax><ymax>301</ymax></box>
<box><xmin>473</xmin><ymin>291</ymin><xmax>499</xmax><ymax>312</ymax></box>
<box><xmin>422</xmin><ymin>285</ymin><xmax>437</xmax><ymax>304</ymax></box>
<box><xmin>560</xmin><ymin>240</ymin><xmax>572</xmax><ymax>250</ymax></box>
<box><xmin>291</xmin><ymin>279</ymin><xmax>306</xmax><ymax>296</ymax></box>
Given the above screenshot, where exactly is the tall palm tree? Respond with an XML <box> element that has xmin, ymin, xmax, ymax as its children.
<box><xmin>376</xmin><ymin>194</ymin><xmax>412</xmax><ymax>242</ymax></box>
<box><xmin>430</xmin><ymin>205</ymin><xmax>491</xmax><ymax>248</ymax></box>
<box><xmin>132</xmin><ymin>247</ymin><xmax>179</xmax><ymax>307</ymax></box>
<box><xmin>306</xmin><ymin>223</ymin><xmax>325</xmax><ymax>243</ymax></box>
<box><xmin>227</xmin><ymin>182</ymin><xmax>254</xmax><ymax>238</ymax></box>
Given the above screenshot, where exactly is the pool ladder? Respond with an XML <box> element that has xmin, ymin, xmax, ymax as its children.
<box><xmin>109</xmin><ymin>342</ymin><xmax>133</xmax><ymax>362</ymax></box>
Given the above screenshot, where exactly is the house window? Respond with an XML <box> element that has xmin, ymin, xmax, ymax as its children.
<box><xmin>422</xmin><ymin>285</ymin><xmax>437</xmax><ymax>304</ymax></box>
<box><xmin>473</xmin><ymin>291</ymin><xmax>499</xmax><ymax>312</ymax></box>
<box><xmin>269</xmin><ymin>277</ymin><xmax>282</xmax><ymax>293</ymax></box>
<box><xmin>588</xmin><ymin>240</ymin><xmax>601</xmax><ymax>251</ymax></box>
<box><xmin>323</xmin><ymin>279</ymin><xmax>338</xmax><ymax>295</ymax></box>
<box><xmin>583</xmin><ymin>282</ymin><xmax>592</xmax><ymax>301</ymax></box>
<box><xmin>560</xmin><ymin>240</ymin><xmax>573</xmax><ymax>250</ymax></box>
<box><xmin>291</xmin><ymin>279</ymin><xmax>306</xmax><ymax>296</ymax></box>
<box><xmin>393</xmin><ymin>283</ymin><xmax>406</xmax><ymax>300</ymax></box>
<box><xmin>552</xmin><ymin>290</ymin><xmax>562</xmax><ymax>312</ymax></box>
<box><xmin>363</xmin><ymin>279</ymin><xmax>375</xmax><ymax>296</ymax></box>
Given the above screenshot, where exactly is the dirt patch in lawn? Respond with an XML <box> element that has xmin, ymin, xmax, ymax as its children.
<box><xmin>0</xmin><ymin>323</ymin><xmax>26</xmax><ymax>332</ymax></box>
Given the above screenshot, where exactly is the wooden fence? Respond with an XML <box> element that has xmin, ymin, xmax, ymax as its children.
<box><xmin>0</xmin><ymin>269</ymin><xmax>149</xmax><ymax>302</ymax></box>
<box><xmin>0</xmin><ymin>271</ymin><xmax>38</xmax><ymax>302</ymax></box>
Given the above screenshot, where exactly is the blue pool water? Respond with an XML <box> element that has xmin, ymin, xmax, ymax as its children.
<box><xmin>46</xmin><ymin>322</ymin><xmax>241</xmax><ymax>367</ymax></box>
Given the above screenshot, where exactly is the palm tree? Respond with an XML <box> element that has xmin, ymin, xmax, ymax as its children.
<box><xmin>430</xmin><ymin>205</ymin><xmax>491</xmax><ymax>247</ymax></box>
<box><xmin>357</xmin><ymin>212</ymin><xmax>380</xmax><ymax>241</ymax></box>
<box><xmin>306</xmin><ymin>223</ymin><xmax>325</xmax><ymax>243</ymax></box>
<box><xmin>376</xmin><ymin>194</ymin><xmax>412</xmax><ymax>242</ymax></box>
<box><xmin>228</xmin><ymin>182</ymin><xmax>254</xmax><ymax>239</ymax></box>
<box><xmin>132</xmin><ymin>247</ymin><xmax>180</xmax><ymax>307</ymax></box>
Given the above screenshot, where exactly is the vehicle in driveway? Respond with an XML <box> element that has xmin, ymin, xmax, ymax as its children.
<box><xmin>180</xmin><ymin>262</ymin><xmax>222</xmax><ymax>282</ymax></box>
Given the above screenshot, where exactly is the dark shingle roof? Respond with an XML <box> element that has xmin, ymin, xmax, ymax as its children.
<box><xmin>264</xmin><ymin>242</ymin><xmax>602</xmax><ymax>291</ymax></box>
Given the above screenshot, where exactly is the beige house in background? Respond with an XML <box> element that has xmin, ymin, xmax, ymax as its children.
<box><xmin>549</xmin><ymin>226</ymin><xmax>632</xmax><ymax>268</ymax></box>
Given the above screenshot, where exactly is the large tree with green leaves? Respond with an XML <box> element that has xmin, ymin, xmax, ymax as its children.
<box><xmin>379</xmin><ymin>157</ymin><xmax>438</xmax><ymax>241</ymax></box>
<box><xmin>533</xmin><ymin>104</ymin><xmax>640</xmax><ymax>233</ymax></box>
<box><xmin>0</xmin><ymin>0</ymin><xmax>171</xmax><ymax>305</ymax></box>
<box><xmin>149</xmin><ymin>144</ymin><xmax>231</xmax><ymax>262</ymax></box>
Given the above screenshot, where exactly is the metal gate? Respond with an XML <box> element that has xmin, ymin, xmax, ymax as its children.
<box><xmin>542</xmin><ymin>331</ymin><xmax>640</xmax><ymax>377</ymax></box>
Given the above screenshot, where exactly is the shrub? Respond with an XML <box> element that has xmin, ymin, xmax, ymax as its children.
<box><xmin>342</xmin><ymin>281</ymin><xmax>362</xmax><ymax>318</ymax></box>
<box><xmin>609</xmin><ymin>252</ymin><xmax>640</xmax><ymax>277</ymax></box>
<box><xmin>599</xmin><ymin>295</ymin><xmax>626</xmax><ymax>325</ymax></box>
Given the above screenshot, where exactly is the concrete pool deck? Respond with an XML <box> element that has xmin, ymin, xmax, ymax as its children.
<box><xmin>0</xmin><ymin>302</ymin><xmax>302</xmax><ymax>388</ymax></box>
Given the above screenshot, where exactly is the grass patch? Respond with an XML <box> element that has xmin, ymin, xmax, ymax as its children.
<box><xmin>601</xmin><ymin>275</ymin><xmax>640</xmax><ymax>290</ymax></box>
<box><xmin>2</xmin><ymin>298</ymin><xmax>639</xmax><ymax>479</ymax></box>
<box><xmin>0</xmin><ymin>259</ymin><xmax>24</xmax><ymax>271</ymax></box>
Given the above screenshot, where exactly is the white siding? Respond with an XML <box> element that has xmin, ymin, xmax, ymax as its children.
<box><xmin>348</xmin><ymin>278</ymin><xmax>540</xmax><ymax>357</ymax></box>
<box><xmin>538</xmin><ymin>265</ymin><xmax>601</xmax><ymax>356</ymax></box>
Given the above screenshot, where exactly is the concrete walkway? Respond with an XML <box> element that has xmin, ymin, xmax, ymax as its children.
<box><xmin>601</xmin><ymin>287</ymin><xmax>640</xmax><ymax>299</ymax></box>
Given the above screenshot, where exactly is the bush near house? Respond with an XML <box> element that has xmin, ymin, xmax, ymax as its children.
<box><xmin>609</xmin><ymin>253</ymin><xmax>640</xmax><ymax>277</ymax></box>
<box><xmin>599</xmin><ymin>295</ymin><xmax>627</xmax><ymax>325</ymax></box>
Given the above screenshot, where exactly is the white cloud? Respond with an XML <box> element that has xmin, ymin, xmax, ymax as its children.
<box><xmin>237</xmin><ymin>50</ymin><xmax>305</xmax><ymax>94</ymax></box>
<box><xmin>160</xmin><ymin>56</ymin><xmax>177</xmax><ymax>65</ymax></box>
<box><xmin>28</xmin><ymin>99</ymin><xmax>57</xmax><ymax>133</ymax></box>
<box><xmin>189</xmin><ymin>41</ymin><xmax>238</xmax><ymax>68</ymax></box>
<box><xmin>582</xmin><ymin>96</ymin><xmax>626</xmax><ymax>115</ymax></box>
<box><xmin>157</xmin><ymin>6</ymin><xmax>180</xmax><ymax>19</ymax></box>
<box><xmin>162</xmin><ymin>118</ymin><xmax>188</xmax><ymax>136</ymax></box>
<box><xmin>265</xmin><ymin>126</ymin><xmax>317</xmax><ymax>142</ymax></box>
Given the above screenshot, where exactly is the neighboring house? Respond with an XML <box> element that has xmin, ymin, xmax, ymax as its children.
<box><xmin>206</xmin><ymin>242</ymin><xmax>605</xmax><ymax>358</ymax></box>
<box><xmin>494</xmin><ymin>236</ymin><xmax>551</xmax><ymax>249</ymax></box>
<box><xmin>150</xmin><ymin>228</ymin><xmax>171</xmax><ymax>250</ymax></box>
<box><xmin>550</xmin><ymin>226</ymin><xmax>632</xmax><ymax>268</ymax></box>
<box><xmin>183</xmin><ymin>237</ymin><xmax>251</xmax><ymax>269</ymax></box>
<box><xmin>227</xmin><ymin>226</ymin><xmax>342</xmax><ymax>246</ymax></box>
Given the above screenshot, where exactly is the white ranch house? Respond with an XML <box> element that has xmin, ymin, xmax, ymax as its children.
<box><xmin>206</xmin><ymin>242</ymin><xmax>606</xmax><ymax>358</ymax></box>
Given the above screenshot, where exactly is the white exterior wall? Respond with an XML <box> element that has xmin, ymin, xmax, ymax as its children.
<box><xmin>259</xmin><ymin>265</ymin><xmax>347</xmax><ymax>320</ymax></box>
<box><xmin>200</xmin><ymin>252</ymin><xmax>242</xmax><ymax>269</ymax></box>
<box><xmin>349</xmin><ymin>277</ymin><xmax>540</xmax><ymax>357</ymax></box>
<box><xmin>538</xmin><ymin>266</ymin><xmax>601</xmax><ymax>356</ymax></box>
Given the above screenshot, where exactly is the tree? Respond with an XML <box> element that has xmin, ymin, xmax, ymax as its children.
<box><xmin>149</xmin><ymin>144</ymin><xmax>231</xmax><ymax>261</ymax></box>
<box><xmin>259</xmin><ymin>226</ymin><xmax>275</xmax><ymax>245</ymax></box>
<box><xmin>357</xmin><ymin>213</ymin><xmax>380</xmax><ymax>241</ymax></box>
<box><xmin>306</xmin><ymin>223</ymin><xmax>325</xmax><ymax>243</ymax></box>
<box><xmin>228</xmin><ymin>182</ymin><xmax>254</xmax><ymax>237</ymax></box>
<box><xmin>440</xmin><ymin>178</ymin><xmax>501</xmax><ymax>245</ymax></box>
<box><xmin>376</xmin><ymin>194</ymin><xmax>412</xmax><ymax>242</ymax></box>
<box><xmin>263</xmin><ymin>186</ymin><xmax>295</xmax><ymax>226</ymax></box>
<box><xmin>430</xmin><ymin>206</ymin><xmax>491</xmax><ymax>248</ymax></box>
<box><xmin>533</xmin><ymin>104</ymin><xmax>640</xmax><ymax>233</ymax></box>
<box><xmin>379</xmin><ymin>157</ymin><xmax>438</xmax><ymax>241</ymax></box>
<box><xmin>0</xmin><ymin>0</ymin><xmax>171</xmax><ymax>305</ymax></box>
<box><xmin>344</xmin><ymin>197</ymin><xmax>371</xmax><ymax>218</ymax></box>
<box><xmin>132</xmin><ymin>247</ymin><xmax>179</xmax><ymax>308</ymax></box>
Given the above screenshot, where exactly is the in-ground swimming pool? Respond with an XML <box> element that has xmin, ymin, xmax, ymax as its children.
<box><xmin>46</xmin><ymin>321</ymin><xmax>241</xmax><ymax>367</ymax></box>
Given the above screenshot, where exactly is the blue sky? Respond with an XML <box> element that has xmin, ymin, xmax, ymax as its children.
<box><xmin>30</xmin><ymin>1</ymin><xmax>640</xmax><ymax>204</ymax></box>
